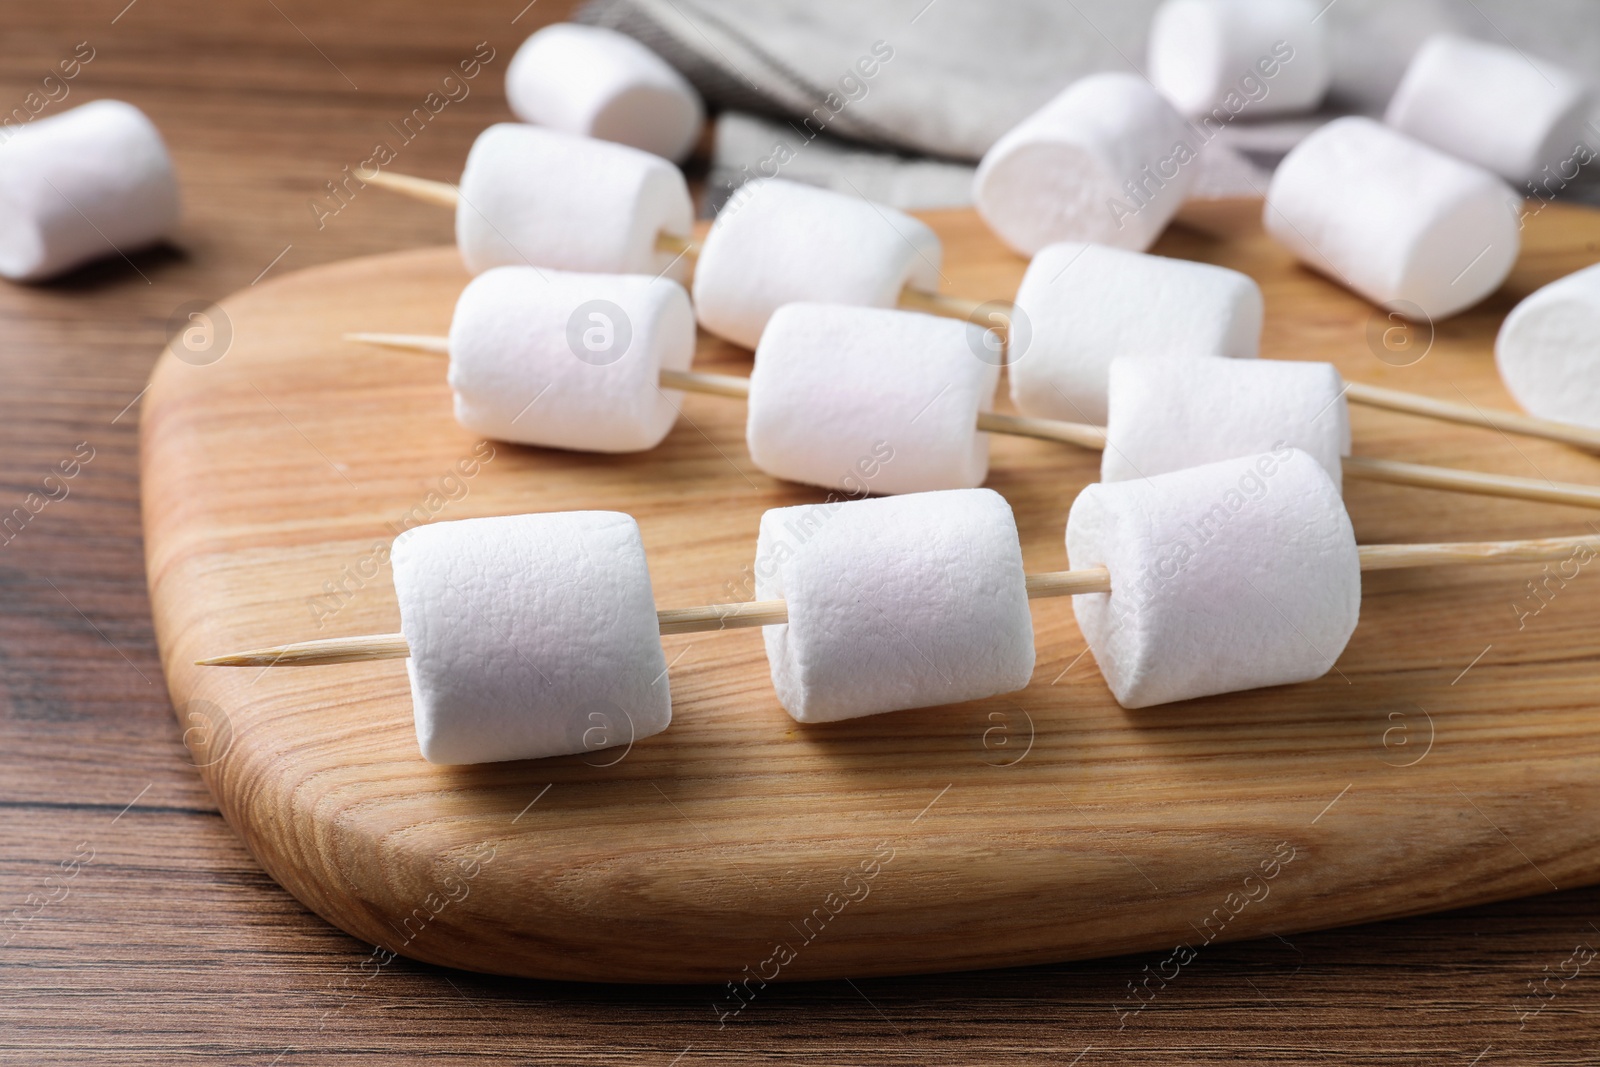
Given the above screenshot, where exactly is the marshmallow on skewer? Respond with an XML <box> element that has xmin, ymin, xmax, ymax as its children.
<box><xmin>1496</xmin><ymin>262</ymin><xmax>1600</xmax><ymax>430</ymax></box>
<box><xmin>0</xmin><ymin>99</ymin><xmax>179</xmax><ymax>282</ymax></box>
<box><xmin>448</xmin><ymin>266</ymin><xmax>693</xmax><ymax>452</ymax></box>
<box><xmin>505</xmin><ymin>23</ymin><xmax>704</xmax><ymax>163</ymax></box>
<box><xmin>392</xmin><ymin>511</ymin><xmax>672</xmax><ymax>764</ymax></box>
<box><xmin>1385</xmin><ymin>34</ymin><xmax>1592</xmax><ymax>184</ymax></box>
<box><xmin>746</xmin><ymin>304</ymin><xmax>996</xmax><ymax>495</ymax></box>
<box><xmin>1068</xmin><ymin>448</ymin><xmax>1360</xmax><ymax>708</ymax></box>
<box><xmin>1264</xmin><ymin>117</ymin><xmax>1520</xmax><ymax>319</ymax></box>
<box><xmin>692</xmin><ymin>178</ymin><xmax>942</xmax><ymax>349</ymax></box>
<box><xmin>1009</xmin><ymin>242</ymin><xmax>1263</xmax><ymax>425</ymax></box>
<box><xmin>1148</xmin><ymin>0</ymin><xmax>1330</xmax><ymax>119</ymax></box>
<box><xmin>973</xmin><ymin>73</ymin><xmax>1198</xmax><ymax>256</ymax></box>
<box><xmin>456</xmin><ymin>123</ymin><xmax>692</xmax><ymax>279</ymax></box>
<box><xmin>756</xmin><ymin>489</ymin><xmax>1035</xmax><ymax>723</ymax></box>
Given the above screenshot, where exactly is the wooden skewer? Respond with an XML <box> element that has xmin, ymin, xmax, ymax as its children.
<box><xmin>197</xmin><ymin>534</ymin><xmax>1600</xmax><ymax>668</ymax></box>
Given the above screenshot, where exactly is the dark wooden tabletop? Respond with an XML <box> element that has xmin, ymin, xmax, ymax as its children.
<box><xmin>1</xmin><ymin>1</ymin><xmax>1597</xmax><ymax>1062</ymax></box>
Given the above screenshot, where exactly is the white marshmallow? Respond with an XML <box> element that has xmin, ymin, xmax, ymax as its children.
<box><xmin>455</xmin><ymin>123</ymin><xmax>692</xmax><ymax>279</ymax></box>
<box><xmin>447</xmin><ymin>266</ymin><xmax>692</xmax><ymax>452</ymax></box>
<box><xmin>1264</xmin><ymin>117</ymin><xmax>1520</xmax><ymax>319</ymax></box>
<box><xmin>973</xmin><ymin>73</ymin><xmax>1198</xmax><ymax>256</ymax></box>
<box><xmin>1385</xmin><ymin>34</ymin><xmax>1592</xmax><ymax>184</ymax></box>
<box><xmin>1103</xmin><ymin>355</ymin><xmax>1349</xmax><ymax>485</ymax></box>
<box><xmin>505</xmin><ymin>23</ymin><xmax>704</xmax><ymax>163</ymax></box>
<box><xmin>692</xmin><ymin>178</ymin><xmax>942</xmax><ymax>349</ymax></box>
<box><xmin>1009</xmin><ymin>242</ymin><xmax>1263</xmax><ymax>425</ymax></box>
<box><xmin>1148</xmin><ymin>0</ymin><xmax>1330</xmax><ymax>119</ymax></box>
<box><xmin>0</xmin><ymin>99</ymin><xmax>179</xmax><ymax>282</ymax></box>
<box><xmin>755</xmin><ymin>489</ymin><xmax>1035</xmax><ymax>723</ymax></box>
<box><xmin>392</xmin><ymin>511</ymin><xmax>671</xmax><ymax>764</ymax></box>
<box><xmin>1067</xmin><ymin>448</ymin><xmax>1360</xmax><ymax>708</ymax></box>
<box><xmin>747</xmin><ymin>304</ymin><xmax>997</xmax><ymax>495</ymax></box>
<box><xmin>1495</xmin><ymin>262</ymin><xmax>1600</xmax><ymax>430</ymax></box>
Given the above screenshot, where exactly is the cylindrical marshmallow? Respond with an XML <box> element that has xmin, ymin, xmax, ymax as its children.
<box><xmin>392</xmin><ymin>511</ymin><xmax>672</xmax><ymax>764</ymax></box>
<box><xmin>973</xmin><ymin>73</ymin><xmax>1198</xmax><ymax>256</ymax></box>
<box><xmin>1067</xmin><ymin>448</ymin><xmax>1360</xmax><ymax>708</ymax></box>
<box><xmin>747</xmin><ymin>304</ymin><xmax>998</xmax><ymax>495</ymax></box>
<box><xmin>1385</xmin><ymin>34</ymin><xmax>1592</xmax><ymax>184</ymax></box>
<box><xmin>505</xmin><ymin>23</ymin><xmax>704</xmax><ymax>163</ymax></box>
<box><xmin>455</xmin><ymin>123</ymin><xmax>692</xmax><ymax>279</ymax></box>
<box><xmin>1009</xmin><ymin>242</ymin><xmax>1263</xmax><ymax>425</ymax></box>
<box><xmin>755</xmin><ymin>488</ymin><xmax>1035</xmax><ymax>723</ymax></box>
<box><xmin>692</xmin><ymin>178</ymin><xmax>942</xmax><ymax>349</ymax></box>
<box><xmin>0</xmin><ymin>99</ymin><xmax>179</xmax><ymax>282</ymax></box>
<box><xmin>1148</xmin><ymin>0</ymin><xmax>1330</xmax><ymax>119</ymax></box>
<box><xmin>1496</xmin><ymin>262</ymin><xmax>1600</xmax><ymax>429</ymax></box>
<box><xmin>448</xmin><ymin>266</ymin><xmax>693</xmax><ymax>452</ymax></box>
<box><xmin>1264</xmin><ymin>117</ymin><xmax>1520</xmax><ymax>319</ymax></box>
<box><xmin>1103</xmin><ymin>355</ymin><xmax>1350</xmax><ymax>485</ymax></box>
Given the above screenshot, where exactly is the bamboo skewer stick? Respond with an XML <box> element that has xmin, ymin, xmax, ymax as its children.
<box><xmin>197</xmin><ymin>534</ymin><xmax>1600</xmax><ymax>668</ymax></box>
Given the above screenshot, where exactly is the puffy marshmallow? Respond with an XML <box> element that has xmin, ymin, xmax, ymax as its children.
<box><xmin>747</xmin><ymin>304</ymin><xmax>997</xmax><ymax>495</ymax></box>
<box><xmin>0</xmin><ymin>99</ymin><xmax>179</xmax><ymax>282</ymax></box>
<box><xmin>1148</xmin><ymin>0</ymin><xmax>1330</xmax><ymax>118</ymax></box>
<box><xmin>1103</xmin><ymin>355</ymin><xmax>1349</xmax><ymax>484</ymax></box>
<box><xmin>505</xmin><ymin>23</ymin><xmax>704</xmax><ymax>163</ymax></box>
<box><xmin>455</xmin><ymin>123</ymin><xmax>692</xmax><ymax>279</ymax></box>
<box><xmin>1009</xmin><ymin>242</ymin><xmax>1262</xmax><ymax>425</ymax></box>
<box><xmin>1496</xmin><ymin>262</ymin><xmax>1600</xmax><ymax>429</ymax></box>
<box><xmin>1264</xmin><ymin>117</ymin><xmax>1520</xmax><ymax>319</ymax></box>
<box><xmin>973</xmin><ymin>73</ymin><xmax>1198</xmax><ymax>255</ymax></box>
<box><xmin>692</xmin><ymin>178</ymin><xmax>942</xmax><ymax>349</ymax></box>
<box><xmin>447</xmin><ymin>266</ymin><xmax>693</xmax><ymax>452</ymax></box>
<box><xmin>755</xmin><ymin>489</ymin><xmax>1035</xmax><ymax>722</ymax></box>
<box><xmin>1385</xmin><ymin>34</ymin><xmax>1592</xmax><ymax>184</ymax></box>
<box><xmin>1067</xmin><ymin>448</ymin><xmax>1360</xmax><ymax>708</ymax></box>
<box><xmin>392</xmin><ymin>511</ymin><xmax>671</xmax><ymax>764</ymax></box>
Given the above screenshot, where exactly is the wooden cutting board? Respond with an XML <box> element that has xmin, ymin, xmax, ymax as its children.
<box><xmin>142</xmin><ymin>202</ymin><xmax>1600</xmax><ymax>985</ymax></box>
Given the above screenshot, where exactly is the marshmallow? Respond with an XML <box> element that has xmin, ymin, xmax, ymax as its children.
<box><xmin>1264</xmin><ymin>117</ymin><xmax>1520</xmax><ymax>319</ymax></box>
<box><xmin>392</xmin><ymin>511</ymin><xmax>672</xmax><ymax>764</ymax></box>
<box><xmin>455</xmin><ymin>123</ymin><xmax>692</xmax><ymax>279</ymax></box>
<box><xmin>755</xmin><ymin>489</ymin><xmax>1035</xmax><ymax>722</ymax></box>
<box><xmin>1495</xmin><ymin>262</ymin><xmax>1600</xmax><ymax>430</ymax></box>
<box><xmin>1148</xmin><ymin>0</ymin><xmax>1330</xmax><ymax>119</ymax></box>
<box><xmin>1385</xmin><ymin>34</ymin><xmax>1592</xmax><ymax>184</ymax></box>
<box><xmin>1103</xmin><ymin>355</ymin><xmax>1349</xmax><ymax>485</ymax></box>
<box><xmin>505</xmin><ymin>23</ymin><xmax>704</xmax><ymax>163</ymax></box>
<box><xmin>0</xmin><ymin>99</ymin><xmax>179</xmax><ymax>282</ymax></box>
<box><xmin>973</xmin><ymin>73</ymin><xmax>1197</xmax><ymax>255</ymax></box>
<box><xmin>747</xmin><ymin>304</ymin><xmax>997</xmax><ymax>495</ymax></box>
<box><xmin>1067</xmin><ymin>448</ymin><xmax>1360</xmax><ymax>708</ymax></box>
<box><xmin>692</xmin><ymin>178</ymin><xmax>942</xmax><ymax>349</ymax></box>
<box><xmin>1009</xmin><ymin>242</ymin><xmax>1262</xmax><ymax>425</ymax></box>
<box><xmin>447</xmin><ymin>266</ymin><xmax>692</xmax><ymax>452</ymax></box>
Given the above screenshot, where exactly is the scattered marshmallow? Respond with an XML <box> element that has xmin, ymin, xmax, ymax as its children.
<box><xmin>1067</xmin><ymin>448</ymin><xmax>1360</xmax><ymax>708</ymax></box>
<box><xmin>0</xmin><ymin>99</ymin><xmax>179</xmax><ymax>282</ymax></box>
<box><xmin>505</xmin><ymin>23</ymin><xmax>704</xmax><ymax>163</ymax></box>
<box><xmin>973</xmin><ymin>73</ymin><xmax>1198</xmax><ymax>255</ymax></box>
<box><xmin>1009</xmin><ymin>242</ymin><xmax>1262</xmax><ymax>425</ymax></box>
<box><xmin>1148</xmin><ymin>0</ymin><xmax>1330</xmax><ymax>119</ymax></box>
<box><xmin>455</xmin><ymin>123</ymin><xmax>692</xmax><ymax>279</ymax></box>
<box><xmin>692</xmin><ymin>178</ymin><xmax>942</xmax><ymax>349</ymax></box>
<box><xmin>447</xmin><ymin>266</ymin><xmax>693</xmax><ymax>452</ymax></box>
<box><xmin>1495</xmin><ymin>262</ymin><xmax>1600</xmax><ymax>430</ymax></box>
<box><xmin>1264</xmin><ymin>116</ymin><xmax>1520</xmax><ymax>319</ymax></box>
<box><xmin>392</xmin><ymin>511</ymin><xmax>671</xmax><ymax>764</ymax></box>
<box><xmin>1385</xmin><ymin>34</ymin><xmax>1592</xmax><ymax>184</ymax></box>
<box><xmin>746</xmin><ymin>304</ymin><xmax>997</xmax><ymax>495</ymax></box>
<box><xmin>755</xmin><ymin>488</ymin><xmax>1035</xmax><ymax>722</ymax></box>
<box><xmin>1103</xmin><ymin>355</ymin><xmax>1349</xmax><ymax>485</ymax></box>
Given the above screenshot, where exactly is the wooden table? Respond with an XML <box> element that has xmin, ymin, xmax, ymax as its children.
<box><xmin>3</xmin><ymin>1</ymin><xmax>1598</xmax><ymax>1062</ymax></box>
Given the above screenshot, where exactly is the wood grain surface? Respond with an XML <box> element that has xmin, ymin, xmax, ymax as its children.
<box><xmin>7</xmin><ymin>0</ymin><xmax>1600</xmax><ymax>1062</ymax></box>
